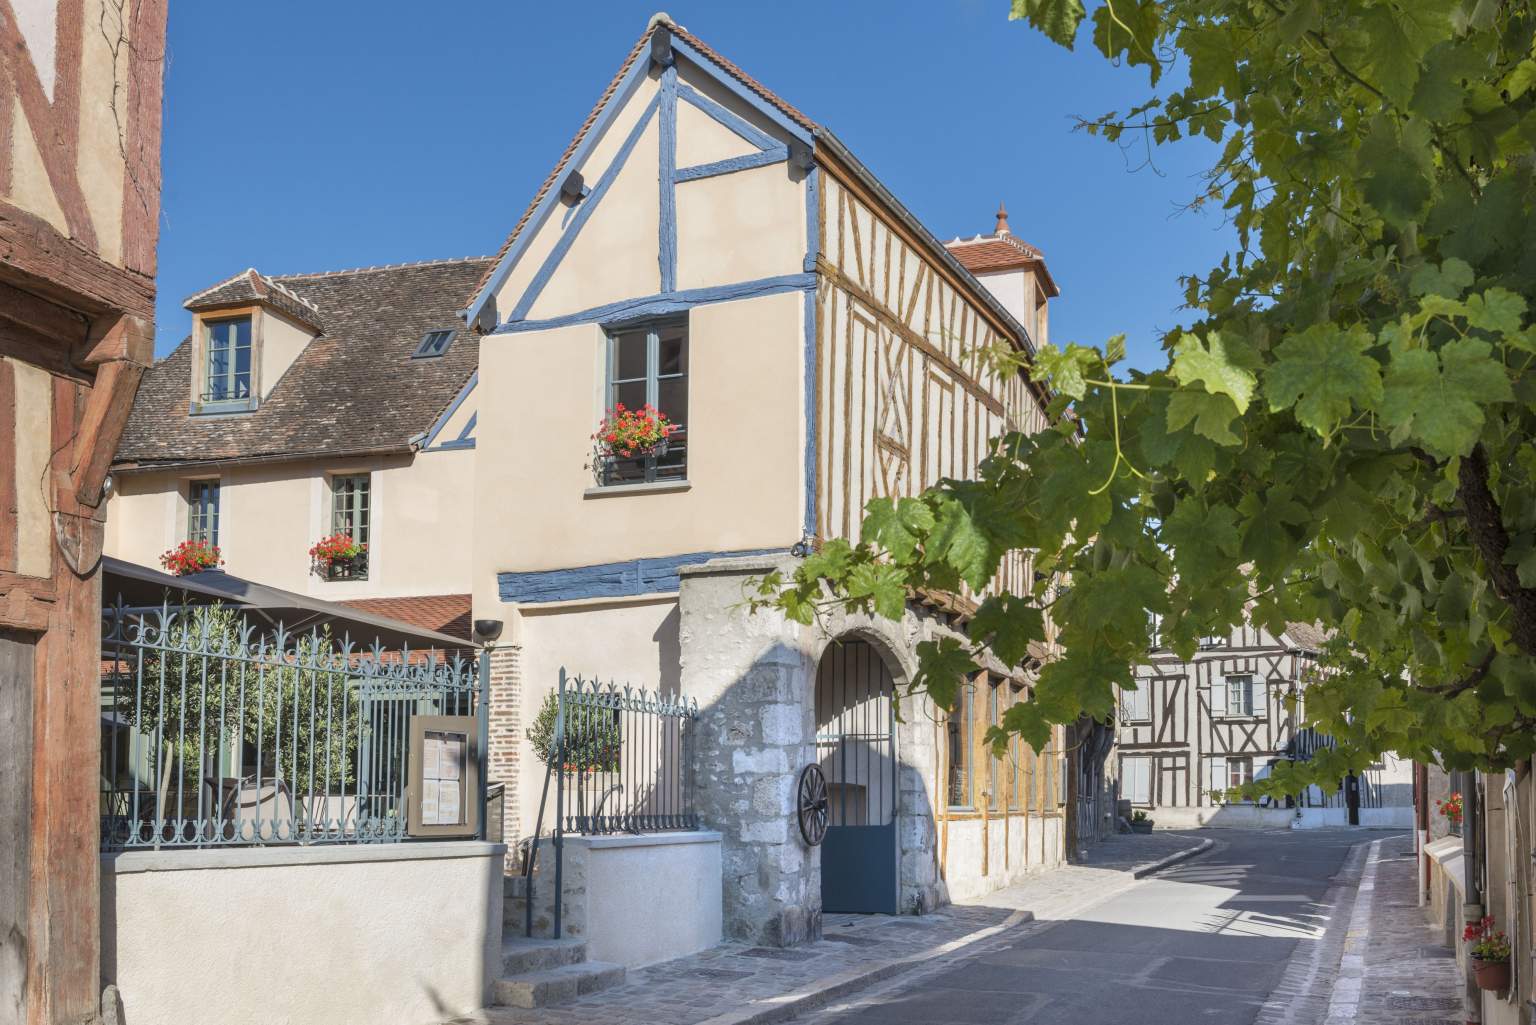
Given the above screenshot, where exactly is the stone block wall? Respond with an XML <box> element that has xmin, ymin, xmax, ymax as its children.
<box><xmin>678</xmin><ymin>555</ymin><xmax>821</xmax><ymax>947</ymax></box>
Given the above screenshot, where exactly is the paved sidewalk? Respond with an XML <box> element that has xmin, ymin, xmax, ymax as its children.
<box><xmin>1328</xmin><ymin>834</ymin><xmax>1464</xmax><ymax>1025</ymax></box>
<box><xmin>454</xmin><ymin>832</ymin><xmax>1209</xmax><ymax>1025</ymax></box>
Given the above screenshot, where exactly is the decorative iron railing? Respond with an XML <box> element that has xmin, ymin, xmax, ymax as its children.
<box><xmin>99</xmin><ymin>600</ymin><xmax>482</xmax><ymax>850</ymax></box>
<box><xmin>521</xmin><ymin>668</ymin><xmax>700</xmax><ymax>937</ymax></box>
<box><xmin>553</xmin><ymin>672</ymin><xmax>699</xmax><ymax>835</ymax></box>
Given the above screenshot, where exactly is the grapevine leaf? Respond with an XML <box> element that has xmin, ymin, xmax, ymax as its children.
<box><xmin>1264</xmin><ymin>323</ymin><xmax>1382</xmax><ymax>436</ymax></box>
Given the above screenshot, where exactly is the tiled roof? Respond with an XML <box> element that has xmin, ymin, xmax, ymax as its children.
<box><xmin>115</xmin><ymin>257</ymin><xmax>493</xmax><ymax>468</ymax></box>
<box><xmin>945</xmin><ymin>234</ymin><xmax>1060</xmax><ymax>297</ymax></box>
<box><xmin>1284</xmin><ymin>621</ymin><xmax>1332</xmax><ymax>652</ymax></box>
<box><xmin>339</xmin><ymin>594</ymin><xmax>472</xmax><ymax>642</ymax></box>
<box><xmin>185</xmin><ymin>268</ymin><xmax>326</xmax><ymax>331</ymax></box>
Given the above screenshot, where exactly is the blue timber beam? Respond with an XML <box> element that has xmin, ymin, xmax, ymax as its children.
<box><xmin>492</xmin><ymin>273</ymin><xmax>816</xmax><ymax>335</ymax></box>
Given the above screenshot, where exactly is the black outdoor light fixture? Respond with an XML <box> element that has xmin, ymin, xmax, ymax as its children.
<box><xmin>473</xmin><ymin>619</ymin><xmax>504</xmax><ymax>645</ymax></box>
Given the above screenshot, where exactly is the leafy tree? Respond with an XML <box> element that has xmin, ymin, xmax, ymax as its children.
<box><xmin>762</xmin><ymin>0</ymin><xmax>1536</xmax><ymax>793</ymax></box>
<box><xmin>117</xmin><ymin>603</ymin><xmax>362</xmax><ymax>798</ymax></box>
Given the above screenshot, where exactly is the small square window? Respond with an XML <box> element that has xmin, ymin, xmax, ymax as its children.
<box><xmin>412</xmin><ymin>329</ymin><xmax>456</xmax><ymax>359</ymax></box>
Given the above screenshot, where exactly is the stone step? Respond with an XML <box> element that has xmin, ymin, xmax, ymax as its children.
<box><xmin>499</xmin><ymin>935</ymin><xmax>587</xmax><ymax>976</ymax></box>
<box><xmin>494</xmin><ymin>961</ymin><xmax>625</xmax><ymax>1009</ymax></box>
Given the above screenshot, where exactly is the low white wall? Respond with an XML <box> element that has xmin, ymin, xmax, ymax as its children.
<box><xmin>102</xmin><ymin>841</ymin><xmax>504</xmax><ymax>1025</ymax></box>
<box><xmin>1149</xmin><ymin>804</ymin><xmax>1415</xmax><ymax>830</ymax></box>
<box><xmin>942</xmin><ymin>815</ymin><xmax>1066</xmax><ymax>903</ymax></box>
<box><xmin>585</xmin><ymin>832</ymin><xmax>723</xmax><ymax>967</ymax></box>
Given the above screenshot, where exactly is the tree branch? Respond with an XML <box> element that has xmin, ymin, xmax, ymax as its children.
<box><xmin>1457</xmin><ymin>445</ymin><xmax>1536</xmax><ymax>656</ymax></box>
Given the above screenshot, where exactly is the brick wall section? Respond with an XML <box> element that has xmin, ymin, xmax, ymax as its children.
<box><xmin>487</xmin><ymin>645</ymin><xmax>522</xmax><ymax>850</ymax></box>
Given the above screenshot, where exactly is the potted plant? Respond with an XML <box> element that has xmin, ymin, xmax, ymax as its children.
<box><xmin>159</xmin><ymin>539</ymin><xmax>221</xmax><ymax>576</ymax></box>
<box><xmin>590</xmin><ymin>403</ymin><xmax>677</xmax><ymax>484</ymax></box>
<box><xmin>1130</xmin><ymin>809</ymin><xmax>1154</xmax><ymax>834</ymax></box>
<box><xmin>309</xmin><ymin>533</ymin><xmax>366</xmax><ymax>580</ymax></box>
<box><xmin>1464</xmin><ymin>915</ymin><xmax>1511</xmax><ymax>991</ymax></box>
<box><xmin>1436</xmin><ymin>791</ymin><xmax>1463</xmax><ymax>829</ymax></box>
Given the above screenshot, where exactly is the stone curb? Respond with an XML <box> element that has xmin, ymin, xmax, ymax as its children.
<box><xmin>1131</xmin><ymin>836</ymin><xmax>1216</xmax><ymax>879</ymax></box>
<box><xmin>694</xmin><ymin>835</ymin><xmax>1217</xmax><ymax>1025</ymax></box>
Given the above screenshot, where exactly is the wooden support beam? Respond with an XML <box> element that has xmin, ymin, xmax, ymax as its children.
<box><xmin>0</xmin><ymin>200</ymin><xmax>154</xmax><ymax>321</ymax></box>
<box><xmin>70</xmin><ymin>357</ymin><xmax>146</xmax><ymax>510</ymax></box>
<box><xmin>0</xmin><ymin>280</ymin><xmax>89</xmax><ymax>349</ymax></box>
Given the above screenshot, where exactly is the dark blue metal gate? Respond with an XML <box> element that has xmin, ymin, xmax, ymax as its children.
<box><xmin>815</xmin><ymin>640</ymin><xmax>898</xmax><ymax>915</ymax></box>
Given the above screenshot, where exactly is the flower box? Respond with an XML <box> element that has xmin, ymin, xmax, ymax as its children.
<box><xmin>160</xmin><ymin>540</ymin><xmax>221</xmax><ymax>576</ymax></box>
<box><xmin>309</xmin><ymin>534</ymin><xmax>367</xmax><ymax>580</ymax></box>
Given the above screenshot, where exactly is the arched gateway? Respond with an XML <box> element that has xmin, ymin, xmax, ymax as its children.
<box><xmin>814</xmin><ymin>639</ymin><xmax>899</xmax><ymax>914</ymax></box>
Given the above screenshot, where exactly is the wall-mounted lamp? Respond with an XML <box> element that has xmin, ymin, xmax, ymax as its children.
<box><xmin>473</xmin><ymin>619</ymin><xmax>504</xmax><ymax>647</ymax></box>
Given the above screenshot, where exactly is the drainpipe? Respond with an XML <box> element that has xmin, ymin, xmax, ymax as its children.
<box><xmin>1416</xmin><ymin>762</ymin><xmax>1430</xmax><ymax>905</ymax></box>
<box><xmin>1459</xmin><ymin>769</ymin><xmax>1483</xmax><ymax>1025</ymax></box>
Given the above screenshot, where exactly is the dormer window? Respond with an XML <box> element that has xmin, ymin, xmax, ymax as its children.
<box><xmin>203</xmin><ymin>316</ymin><xmax>253</xmax><ymax>404</ymax></box>
<box><xmin>413</xmin><ymin>329</ymin><xmax>456</xmax><ymax>358</ymax></box>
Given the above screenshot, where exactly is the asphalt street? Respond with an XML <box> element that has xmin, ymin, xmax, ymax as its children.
<box><xmin>802</xmin><ymin>829</ymin><xmax>1384</xmax><ymax>1025</ymax></box>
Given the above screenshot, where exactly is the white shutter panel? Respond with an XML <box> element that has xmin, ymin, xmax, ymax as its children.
<box><xmin>1206</xmin><ymin>756</ymin><xmax>1225</xmax><ymax>802</ymax></box>
<box><xmin>1251</xmin><ymin>678</ymin><xmax>1266</xmax><ymax>719</ymax></box>
<box><xmin>1209</xmin><ymin>678</ymin><xmax>1227</xmax><ymax>718</ymax></box>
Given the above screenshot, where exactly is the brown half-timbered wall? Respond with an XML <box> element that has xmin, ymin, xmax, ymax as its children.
<box><xmin>1116</xmin><ymin>626</ymin><xmax>1307</xmax><ymax>808</ymax></box>
<box><xmin>813</xmin><ymin>169</ymin><xmax>1046</xmax><ymax>600</ymax></box>
<box><xmin>0</xmin><ymin>1</ymin><xmax>166</xmax><ymax>1021</ymax></box>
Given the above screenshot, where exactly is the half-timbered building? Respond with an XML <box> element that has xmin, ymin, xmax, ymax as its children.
<box><xmin>0</xmin><ymin>1</ymin><xmax>167</xmax><ymax>1019</ymax></box>
<box><xmin>1115</xmin><ymin>620</ymin><xmax>1413</xmax><ymax>828</ymax></box>
<box><xmin>464</xmin><ymin>14</ymin><xmax>1070</xmax><ymax>943</ymax></box>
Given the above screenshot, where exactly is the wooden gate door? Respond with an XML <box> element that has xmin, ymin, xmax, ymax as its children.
<box><xmin>815</xmin><ymin>640</ymin><xmax>898</xmax><ymax>914</ymax></box>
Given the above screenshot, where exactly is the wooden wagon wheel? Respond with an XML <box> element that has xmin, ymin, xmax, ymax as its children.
<box><xmin>797</xmin><ymin>764</ymin><xmax>829</xmax><ymax>846</ymax></box>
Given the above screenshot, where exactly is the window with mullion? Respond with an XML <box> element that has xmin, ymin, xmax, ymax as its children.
<box><xmin>203</xmin><ymin>317</ymin><xmax>253</xmax><ymax>403</ymax></box>
<box><xmin>328</xmin><ymin>474</ymin><xmax>370</xmax><ymax>580</ymax></box>
<box><xmin>603</xmin><ymin>319</ymin><xmax>688</xmax><ymax>485</ymax></box>
<box><xmin>186</xmin><ymin>480</ymin><xmax>219</xmax><ymax>545</ymax></box>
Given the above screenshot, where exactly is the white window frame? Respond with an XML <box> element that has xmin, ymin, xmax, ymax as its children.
<box><xmin>1121</xmin><ymin>684</ymin><xmax>1151</xmax><ymax>724</ymax></box>
<box><xmin>1221</xmin><ymin>674</ymin><xmax>1262</xmax><ymax>719</ymax></box>
<box><xmin>1122</xmin><ymin>754</ymin><xmax>1152</xmax><ymax>806</ymax></box>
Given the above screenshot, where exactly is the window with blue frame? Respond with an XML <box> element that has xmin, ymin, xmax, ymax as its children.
<box><xmin>202</xmin><ymin>316</ymin><xmax>253</xmax><ymax>404</ymax></box>
<box><xmin>600</xmin><ymin>318</ymin><xmax>688</xmax><ymax>486</ymax></box>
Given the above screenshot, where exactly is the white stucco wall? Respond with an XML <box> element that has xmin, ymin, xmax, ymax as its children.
<box><xmin>584</xmin><ymin>833</ymin><xmax>723</xmax><ymax>967</ymax></box>
<box><xmin>101</xmin><ymin>842</ymin><xmax>504</xmax><ymax>1025</ymax></box>
<box><xmin>472</xmin><ymin>289</ymin><xmax>805</xmax><ymax>618</ymax></box>
<box><xmin>105</xmin><ymin>448</ymin><xmax>475</xmax><ymax>600</ymax></box>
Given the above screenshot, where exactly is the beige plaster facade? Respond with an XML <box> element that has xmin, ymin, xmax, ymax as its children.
<box><xmin>105</xmin><ymin>447</ymin><xmax>474</xmax><ymax>600</ymax></box>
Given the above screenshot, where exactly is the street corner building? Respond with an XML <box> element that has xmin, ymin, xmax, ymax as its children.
<box><xmin>101</xmin><ymin>11</ymin><xmax>1078</xmax><ymax>993</ymax></box>
<box><xmin>1</xmin><ymin>0</ymin><xmax>168</xmax><ymax>1023</ymax></box>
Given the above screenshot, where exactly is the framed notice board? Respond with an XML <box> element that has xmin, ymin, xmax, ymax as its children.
<box><xmin>407</xmin><ymin>714</ymin><xmax>480</xmax><ymax>838</ymax></box>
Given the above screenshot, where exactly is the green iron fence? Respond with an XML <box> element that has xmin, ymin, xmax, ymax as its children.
<box><xmin>521</xmin><ymin>669</ymin><xmax>700</xmax><ymax>936</ymax></box>
<box><xmin>99</xmin><ymin>600</ymin><xmax>483</xmax><ymax>850</ymax></box>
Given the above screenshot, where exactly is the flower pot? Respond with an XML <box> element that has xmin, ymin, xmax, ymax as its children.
<box><xmin>1471</xmin><ymin>956</ymin><xmax>1510</xmax><ymax>992</ymax></box>
<box><xmin>1131</xmin><ymin>820</ymin><xmax>1153</xmax><ymax>834</ymax></box>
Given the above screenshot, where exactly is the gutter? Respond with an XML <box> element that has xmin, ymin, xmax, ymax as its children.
<box><xmin>110</xmin><ymin>443</ymin><xmax>414</xmax><ymax>477</ymax></box>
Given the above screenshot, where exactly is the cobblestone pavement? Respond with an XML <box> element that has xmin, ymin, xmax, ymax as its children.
<box><xmin>1326</xmin><ymin>834</ymin><xmax>1464</xmax><ymax>1025</ymax></box>
<box><xmin>456</xmin><ymin>832</ymin><xmax>1208</xmax><ymax>1025</ymax></box>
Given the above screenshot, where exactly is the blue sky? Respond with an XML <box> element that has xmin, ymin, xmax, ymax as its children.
<box><xmin>156</xmin><ymin>1</ymin><xmax>1234</xmax><ymax>368</ymax></box>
